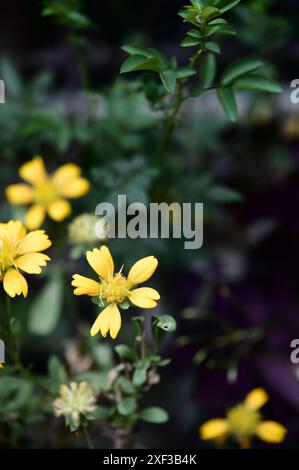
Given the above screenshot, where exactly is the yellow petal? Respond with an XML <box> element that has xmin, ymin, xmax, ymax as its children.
<box><xmin>72</xmin><ymin>274</ymin><xmax>101</xmax><ymax>296</ymax></box>
<box><xmin>6</xmin><ymin>184</ymin><xmax>33</xmax><ymax>205</ymax></box>
<box><xmin>244</xmin><ymin>388</ymin><xmax>269</xmax><ymax>410</ymax></box>
<box><xmin>5</xmin><ymin>220</ymin><xmax>27</xmax><ymax>243</ymax></box>
<box><xmin>128</xmin><ymin>256</ymin><xmax>158</xmax><ymax>285</ymax></box>
<box><xmin>90</xmin><ymin>302</ymin><xmax>121</xmax><ymax>339</ymax></box>
<box><xmin>256</xmin><ymin>421</ymin><xmax>287</xmax><ymax>444</ymax></box>
<box><xmin>25</xmin><ymin>205</ymin><xmax>46</xmax><ymax>230</ymax></box>
<box><xmin>19</xmin><ymin>156</ymin><xmax>47</xmax><ymax>185</ymax></box>
<box><xmin>52</xmin><ymin>163</ymin><xmax>81</xmax><ymax>187</ymax></box>
<box><xmin>128</xmin><ymin>287</ymin><xmax>160</xmax><ymax>309</ymax></box>
<box><xmin>3</xmin><ymin>269</ymin><xmax>28</xmax><ymax>298</ymax></box>
<box><xmin>47</xmin><ymin>199</ymin><xmax>71</xmax><ymax>221</ymax></box>
<box><xmin>14</xmin><ymin>253</ymin><xmax>50</xmax><ymax>274</ymax></box>
<box><xmin>60</xmin><ymin>177</ymin><xmax>90</xmax><ymax>198</ymax></box>
<box><xmin>17</xmin><ymin>230</ymin><xmax>52</xmax><ymax>255</ymax></box>
<box><xmin>199</xmin><ymin>419</ymin><xmax>229</xmax><ymax>440</ymax></box>
<box><xmin>86</xmin><ymin>246</ymin><xmax>114</xmax><ymax>279</ymax></box>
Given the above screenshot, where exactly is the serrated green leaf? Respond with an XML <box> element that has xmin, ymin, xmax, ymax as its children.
<box><xmin>222</xmin><ymin>58</ymin><xmax>264</xmax><ymax>86</ymax></box>
<box><xmin>217</xmin><ymin>87</ymin><xmax>237</xmax><ymax>122</ymax></box>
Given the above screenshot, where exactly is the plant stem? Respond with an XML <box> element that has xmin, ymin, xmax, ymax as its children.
<box><xmin>156</xmin><ymin>81</ymin><xmax>185</xmax><ymax>160</ymax></box>
<box><xmin>83</xmin><ymin>426</ymin><xmax>95</xmax><ymax>449</ymax></box>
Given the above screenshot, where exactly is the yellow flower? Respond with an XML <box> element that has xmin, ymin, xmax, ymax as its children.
<box><xmin>71</xmin><ymin>246</ymin><xmax>159</xmax><ymax>339</ymax></box>
<box><xmin>0</xmin><ymin>220</ymin><xmax>51</xmax><ymax>297</ymax></box>
<box><xmin>53</xmin><ymin>381</ymin><xmax>97</xmax><ymax>431</ymax></box>
<box><xmin>6</xmin><ymin>156</ymin><xmax>90</xmax><ymax>230</ymax></box>
<box><xmin>0</xmin><ymin>364</ymin><xmax>3</xmax><ymax>369</ymax></box>
<box><xmin>199</xmin><ymin>388</ymin><xmax>287</xmax><ymax>448</ymax></box>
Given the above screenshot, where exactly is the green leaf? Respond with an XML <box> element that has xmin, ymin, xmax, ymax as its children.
<box><xmin>48</xmin><ymin>356</ymin><xmax>67</xmax><ymax>387</ymax></box>
<box><xmin>160</xmin><ymin>70</ymin><xmax>176</xmax><ymax>93</ymax></box>
<box><xmin>121</xmin><ymin>45</ymin><xmax>154</xmax><ymax>58</ymax></box>
<box><xmin>216</xmin><ymin>24</ymin><xmax>236</xmax><ymax>36</ymax></box>
<box><xmin>155</xmin><ymin>315</ymin><xmax>177</xmax><ymax>333</ymax></box>
<box><xmin>139</xmin><ymin>407</ymin><xmax>169</xmax><ymax>423</ymax></box>
<box><xmin>200</xmin><ymin>53</ymin><xmax>216</xmax><ymax>89</ymax></box>
<box><xmin>116</xmin><ymin>376</ymin><xmax>135</xmax><ymax>395</ymax></box>
<box><xmin>87</xmin><ymin>406</ymin><xmax>111</xmax><ymax>421</ymax></box>
<box><xmin>115</xmin><ymin>344</ymin><xmax>137</xmax><ymax>360</ymax></box>
<box><xmin>206</xmin><ymin>42</ymin><xmax>221</xmax><ymax>54</ymax></box>
<box><xmin>133</xmin><ymin>368</ymin><xmax>147</xmax><ymax>387</ymax></box>
<box><xmin>203</xmin><ymin>6</ymin><xmax>220</xmax><ymax>21</ymax></box>
<box><xmin>232</xmin><ymin>74</ymin><xmax>282</xmax><ymax>93</ymax></box>
<box><xmin>208</xmin><ymin>18</ymin><xmax>227</xmax><ymax>26</ymax></box>
<box><xmin>217</xmin><ymin>87</ymin><xmax>237</xmax><ymax>122</ymax></box>
<box><xmin>187</xmin><ymin>29</ymin><xmax>202</xmax><ymax>38</ymax></box>
<box><xmin>117</xmin><ymin>397</ymin><xmax>137</xmax><ymax>416</ymax></box>
<box><xmin>120</xmin><ymin>55</ymin><xmax>161</xmax><ymax>74</ymax></box>
<box><xmin>76</xmin><ymin>372</ymin><xmax>108</xmax><ymax>392</ymax></box>
<box><xmin>28</xmin><ymin>274</ymin><xmax>63</xmax><ymax>335</ymax></box>
<box><xmin>217</xmin><ymin>0</ymin><xmax>241</xmax><ymax>13</ymax></box>
<box><xmin>181</xmin><ymin>37</ymin><xmax>201</xmax><ymax>47</ymax></box>
<box><xmin>119</xmin><ymin>299</ymin><xmax>131</xmax><ymax>310</ymax></box>
<box><xmin>176</xmin><ymin>67</ymin><xmax>197</xmax><ymax>79</ymax></box>
<box><xmin>208</xmin><ymin>185</ymin><xmax>243</xmax><ymax>203</ymax></box>
<box><xmin>221</xmin><ymin>58</ymin><xmax>264</xmax><ymax>86</ymax></box>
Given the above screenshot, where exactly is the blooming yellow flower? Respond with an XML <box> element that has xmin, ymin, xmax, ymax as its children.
<box><xmin>0</xmin><ymin>220</ymin><xmax>51</xmax><ymax>297</ymax></box>
<box><xmin>6</xmin><ymin>156</ymin><xmax>90</xmax><ymax>230</ymax></box>
<box><xmin>71</xmin><ymin>246</ymin><xmax>159</xmax><ymax>339</ymax></box>
<box><xmin>53</xmin><ymin>381</ymin><xmax>97</xmax><ymax>431</ymax></box>
<box><xmin>199</xmin><ymin>388</ymin><xmax>287</xmax><ymax>448</ymax></box>
<box><xmin>0</xmin><ymin>364</ymin><xmax>3</xmax><ymax>369</ymax></box>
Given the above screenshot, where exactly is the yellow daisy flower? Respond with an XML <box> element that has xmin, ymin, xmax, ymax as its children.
<box><xmin>6</xmin><ymin>156</ymin><xmax>90</xmax><ymax>230</ymax></box>
<box><xmin>71</xmin><ymin>246</ymin><xmax>159</xmax><ymax>339</ymax></box>
<box><xmin>0</xmin><ymin>220</ymin><xmax>51</xmax><ymax>297</ymax></box>
<box><xmin>199</xmin><ymin>388</ymin><xmax>287</xmax><ymax>448</ymax></box>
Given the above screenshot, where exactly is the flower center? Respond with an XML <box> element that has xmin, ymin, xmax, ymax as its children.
<box><xmin>99</xmin><ymin>272</ymin><xmax>131</xmax><ymax>304</ymax></box>
<box><xmin>0</xmin><ymin>238</ymin><xmax>18</xmax><ymax>273</ymax></box>
<box><xmin>33</xmin><ymin>179</ymin><xmax>58</xmax><ymax>205</ymax></box>
<box><xmin>227</xmin><ymin>404</ymin><xmax>261</xmax><ymax>440</ymax></box>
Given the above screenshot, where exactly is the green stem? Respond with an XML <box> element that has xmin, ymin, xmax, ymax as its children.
<box><xmin>83</xmin><ymin>426</ymin><xmax>95</xmax><ymax>449</ymax></box>
<box><xmin>156</xmin><ymin>81</ymin><xmax>185</xmax><ymax>160</ymax></box>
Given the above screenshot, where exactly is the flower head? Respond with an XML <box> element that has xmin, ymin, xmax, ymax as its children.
<box><xmin>53</xmin><ymin>381</ymin><xmax>97</xmax><ymax>431</ymax></box>
<box><xmin>0</xmin><ymin>220</ymin><xmax>51</xmax><ymax>297</ymax></box>
<box><xmin>199</xmin><ymin>388</ymin><xmax>287</xmax><ymax>448</ymax></box>
<box><xmin>6</xmin><ymin>156</ymin><xmax>90</xmax><ymax>230</ymax></box>
<box><xmin>69</xmin><ymin>213</ymin><xmax>107</xmax><ymax>244</ymax></box>
<box><xmin>71</xmin><ymin>246</ymin><xmax>159</xmax><ymax>339</ymax></box>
